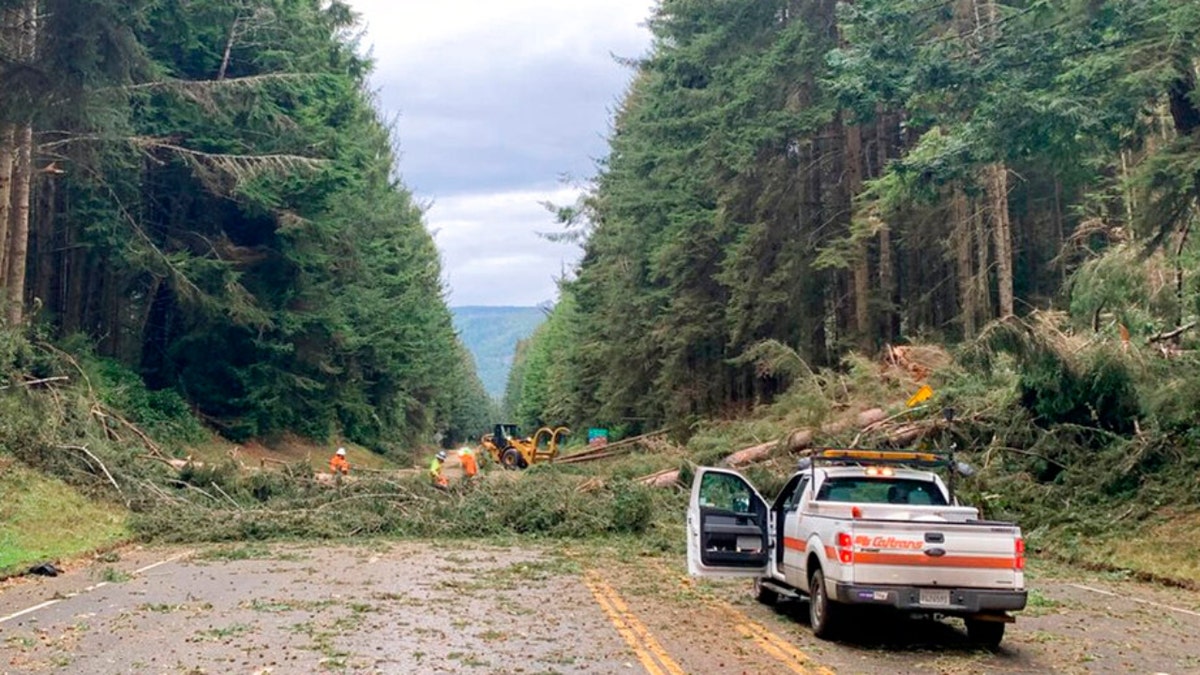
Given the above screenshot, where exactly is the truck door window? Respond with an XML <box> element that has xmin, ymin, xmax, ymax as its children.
<box><xmin>695</xmin><ymin>471</ymin><xmax>768</xmax><ymax>569</ymax></box>
<box><xmin>783</xmin><ymin>477</ymin><xmax>808</xmax><ymax>511</ymax></box>
<box><xmin>699</xmin><ymin>473</ymin><xmax>754</xmax><ymax>514</ymax></box>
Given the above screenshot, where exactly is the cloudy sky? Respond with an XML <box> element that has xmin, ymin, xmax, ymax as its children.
<box><xmin>346</xmin><ymin>0</ymin><xmax>657</xmax><ymax>307</ymax></box>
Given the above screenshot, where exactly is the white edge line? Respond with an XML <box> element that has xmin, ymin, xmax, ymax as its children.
<box><xmin>0</xmin><ymin>550</ymin><xmax>193</xmax><ymax>625</ymax></box>
<box><xmin>133</xmin><ymin>551</ymin><xmax>192</xmax><ymax>576</ymax></box>
<box><xmin>0</xmin><ymin>599</ymin><xmax>61</xmax><ymax>624</ymax></box>
<box><xmin>1068</xmin><ymin>583</ymin><xmax>1200</xmax><ymax>618</ymax></box>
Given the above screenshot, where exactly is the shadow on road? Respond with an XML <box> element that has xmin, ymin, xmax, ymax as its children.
<box><xmin>767</xmin><ymin>598</ymin><xmax>1019</xmax><ymax>657</ymax></box>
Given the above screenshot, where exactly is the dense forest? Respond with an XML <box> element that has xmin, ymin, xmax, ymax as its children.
<box><xmin>0</xmin><ymin>0</ymin><xmax>490</xmax><ymax>449</ymax></box>
<box><xmin>507</xmin><ymin>0</ymin><xmax>1200</xmax><ymax>435</ymax></box>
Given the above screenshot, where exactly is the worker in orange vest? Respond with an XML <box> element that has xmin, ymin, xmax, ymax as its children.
<box><xmin>330</xmin><ymin>447</ymin><xmax>350</xmax><ymax>476</ymax></box>
<box><xmin>458</xmin><ymin>446</ymin><xmax>478</xmax><ymax>481</ymax></box>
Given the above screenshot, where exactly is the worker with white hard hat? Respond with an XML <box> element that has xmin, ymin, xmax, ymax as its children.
<box><xmin>330</xmin><ymin>446</ymin><xmax>350</xmax><ymax>476</ymax></box>
<box><xmin>429</xmin><ymin>450</ymin><xmax>449</xmax><ymax>489</ymax></box>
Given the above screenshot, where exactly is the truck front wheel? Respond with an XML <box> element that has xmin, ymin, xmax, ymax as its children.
<box><xmin>808</xmin><ymin>569</ymin><xmax>842</xmax><ymax>639</ymax></box>
<box><xmin>754</xmin><ymin>578</ymin><xmax>779</xmax><ymax>606</ymax></box>
<box><xmin>965</xmin><ymin>618</ymin><xmax>1006</xmax><ymax>649</ymax></box>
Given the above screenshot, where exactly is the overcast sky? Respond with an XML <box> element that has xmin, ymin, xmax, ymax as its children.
<box><xmin>346</xmin><ymin>0</ymin><xmax>656</xmax><ymax>307</ymax></box>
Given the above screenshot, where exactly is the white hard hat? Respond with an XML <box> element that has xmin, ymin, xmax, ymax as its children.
<box><xmin>436</xmin><ymin>451</ymin><xmax>447</xmax><ymax>461</ymax></box>
<box><xmin>336</xmin><ymin>447</ymin><xmax>346</xmax><ymax>456</ymax></box>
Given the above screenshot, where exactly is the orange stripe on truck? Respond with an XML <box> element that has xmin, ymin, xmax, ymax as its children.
<box><xmin>854</xmin><ymin>552</ymin><xmax>1016</xmax><ymax>569</ymax></box>
<box><xmin>783</xmin><ymin>537</ymin><xmax>806</xmax><ymax>552</ymax></box>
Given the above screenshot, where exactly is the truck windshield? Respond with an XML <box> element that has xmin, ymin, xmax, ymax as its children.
<box><xmin>816</xmin><ymin>477</ymin><xmax>947</xmax><ymax>506</ymax></box>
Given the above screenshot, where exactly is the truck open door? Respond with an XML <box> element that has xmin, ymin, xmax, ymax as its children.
<box><xmin>687</xmin><ymin>468</ymin><xmax>769</xmax><ymax>577</ymax></box>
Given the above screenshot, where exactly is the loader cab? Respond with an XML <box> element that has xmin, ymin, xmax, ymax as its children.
<box><xmin>494</xmin><ymin>423</ymin><xmax>520</xmax><ymax>448</ymax></box>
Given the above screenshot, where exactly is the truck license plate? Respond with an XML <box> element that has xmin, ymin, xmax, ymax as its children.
<box><xmin>919</xmin><ymin>589</ymin><xmax>950</xmax><ymax>606</ymax></box>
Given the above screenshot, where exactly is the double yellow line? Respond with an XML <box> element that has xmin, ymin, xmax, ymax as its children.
<box><xmin>731</xmin><ymin>617</ymin><xmax>834</xmax><ymax>675</ymax></box>
<box><xmin>643</xmin><ymin>559</ymin><xmax>834</xmax><ymax>675</ymax></box>
<box><xmin>584</xmin><ymin>572</ymin><xmax>686</xmax><ymax>675</ymax></box>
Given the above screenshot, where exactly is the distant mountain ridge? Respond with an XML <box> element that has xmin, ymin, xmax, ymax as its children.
<box><xmin>451</xmin><ymin>306</ymin><xmax>546</xmax><ymax>399</ymax></box>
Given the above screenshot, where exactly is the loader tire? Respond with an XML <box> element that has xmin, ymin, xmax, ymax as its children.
<box><xmin>501</xmin><ymin>448</ymin><xmax>523</xmax><ymax>470</ymax></box>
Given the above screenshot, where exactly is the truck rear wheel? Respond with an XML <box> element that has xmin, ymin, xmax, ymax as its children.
<box><xmin>965</xmin><ymin>618</ymin><xmax>1006</xmax><ymax>649</ymax></box>
<box><xmin>808</xmin><ymin>569</ymin><xmax>842</xmax><ymax>639</ymax></box>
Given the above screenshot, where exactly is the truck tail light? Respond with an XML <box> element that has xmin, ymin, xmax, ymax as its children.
<box><xmin>836</xmin><ymin>532</ymin><xmax>853</xmax><ymax>564</ymax></box>
<box><xmin>1015</xmin><ymin>537</ymin><xmax>1025</xmax><ymax>571</ymax></box>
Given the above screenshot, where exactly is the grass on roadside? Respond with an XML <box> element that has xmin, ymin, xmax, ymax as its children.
<box><xmin>184</xmin><ymin>435</ymin><xmax>404</xmax><ymax>475</ymax></box>
<box><xmin>1052</xmin><ymin>510</ymin><xmax>1200</xmax><ymax>587</ymax></box>
<box><xmin>0</xmin><ymin>457</ymin><xmax>128</xmax><ymax>576</ymax></box>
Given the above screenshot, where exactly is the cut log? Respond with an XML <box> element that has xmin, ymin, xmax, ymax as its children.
<box><xmin>857</xmin><ymin>408</ymin><xmax>887</xmax><ymax>427</ymax></box>
<box><xmin>821</xmin><ymin>419</ymin><xmax>851</xmax><ymax>436</ymax></box>
<box><xmin>721</xmin><ymin>429</ymin><xmax>814</xmax><ymax>468</ymax></box>
<box><xmin>1148</xmin><ymin>321</ymin><xmax>1197</xmax><ymax>344</ymax></box>
<box><xmin>716</xmin><ymin>407</ymin><xmax>922</xmax><ymax>469</ymax></box>
<box><xmin>646</xmin><ymin>470</ymin><xmax>680</xmax><ymax>488</ymax></box>
<box><xmin>576</xmin><ymin>477</ymin><xmax>605</xmax><ymax>493</ymax></box>
<box><xmin>554</xmin><ymin>449</ymin><xmax>630</xmax><ymax>465</ymax></box>
<box><xmin>555</xmin><ymin>429</ymin><xmax>669</xmax><ymax>464</ymax></box>
<box><xmin>885</xmin><ymin>424</ymin><xmax>928</xmax><ymax>447</ymax></box>
<box><xmin>722</xmin><ymin>442</ymin><xmax>776</xmax><ymax>468</ymax></box>
<box><xmin>783</xmin><ymin>429</ymin><xmax>814</xmax><ymax>453</ymax></box>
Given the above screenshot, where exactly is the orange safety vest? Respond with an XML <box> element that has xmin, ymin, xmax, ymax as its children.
<box><xmin>330</xmin><ymin>454</ymin><xmax>350</xmax><ymax>475</ymax></box>
<box><xmin>461</xmin><ymin>452</ymin><xmax>478</xmax><ymax>477</ymax></box>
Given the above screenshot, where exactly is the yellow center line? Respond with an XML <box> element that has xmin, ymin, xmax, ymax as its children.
<box><xmin>735</xmin><ymin>623</ymin><xmax>809</xmax><ymax>674</ymax></box>
<box><xmin>592</xmin><ymin>578</ymin><xmax>688</xmax><ymax>675</ymax></box>
<box><xmin>584</xmin><ymin>576</ymin><xmax>666</xmax><ymax>675</ymax></box>
<box><xmin>644</xmin><ymin>559</ymin><xmax>835</xmax><ymax>675</ymax></box>
<box><xmin>588</xmin><ymin>571</ymin><xmax>672</xmax><ymax>672</ymax></box>
<box><xmin>585</xmin><ymin>573</ymin><xmax>688</xmax><ymax>675</ymax></box>
<box><xmin>718</xmin><ymin>601</ymin><xmax>836</xmax><ymax>675</ymax></box>
<box><xmin>741</xmin><ymin>619</ymin><xmax>837</xmax><ymax>675</ymax></box>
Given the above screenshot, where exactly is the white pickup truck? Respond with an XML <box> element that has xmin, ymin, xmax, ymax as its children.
<box><xmin>687</xmin><ymin>449</ymin><xmax>1027</xmax><ymax>647</ymax></box>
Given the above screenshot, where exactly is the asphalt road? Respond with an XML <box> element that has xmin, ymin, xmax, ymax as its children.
<box><xmin>2</xmin><ymin>541</ymin><xmax>1198</xmax><ymax>674</ymax></box>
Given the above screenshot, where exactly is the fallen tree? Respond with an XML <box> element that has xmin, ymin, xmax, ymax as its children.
<box><xmin>552</xmin><ymin>429</ymin><xmax>669</xmax><ymax>465</ymax></box>
<box><xmin>712</xmin><ymin>406</ymin><xmax>936</xmax><ymax>473</ymax></box>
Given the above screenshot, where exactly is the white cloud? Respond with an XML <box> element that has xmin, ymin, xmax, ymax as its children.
<box><xmin>428</xmin><ymin>186</ymin><xmax>583</xmax><ymax>306</ymax></box>
<box><xmin>345</xmin><ymin>0</ymin><xmax>654</xmax><ymax>305</ymax></box>
<box><xmin>352</xmin><ymin>0</ymin><xmax>652</xmax><ymax>66</ymax></box>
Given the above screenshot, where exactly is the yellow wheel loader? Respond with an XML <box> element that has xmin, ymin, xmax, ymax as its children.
<box><xmin>480</xmin><ymin>423</ymin><xmax>570</xmax><ymax>469</ymax></box>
